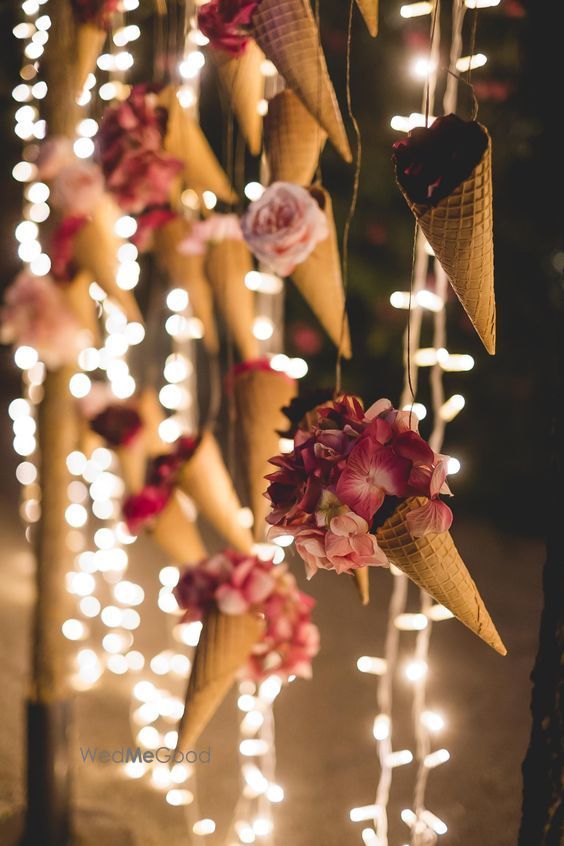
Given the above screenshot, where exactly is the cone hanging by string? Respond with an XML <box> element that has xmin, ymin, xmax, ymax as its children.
<box><xmin>291</xmin><ymin>188</ymin><xmax>351</xmax><ymax>357</ymax></box>
<box><xmin>264</xmin><ymin>89</ymin><xmax>326</xmax><ymax>186</ymax></box>
<box><xmin>205</xmin><ymin>239</ymin><xmax>259</xmax><ymax>362</ymax></box>
<box><xmin>73</xmin><ymin>197</ymin><xmax>142</xmax><ymax>324</ymax></box>
<box><xmin>74</xmin><ymin>23</ymin><xmax>106</xmax><ymax>96</ymax></box>
<box><xmin>63</xmin><ymin>270</ymin><xmax>100</xmax><ymax>345</ymax></box>
<box><xmin>355</xmin><ymin>0</ymin><xmax>379</xmax><ymax>37</ymax></box>
<box><xmin>151</xmin><ymin>491</ymin><xmax>207</xmax><ymax>564</ymax></box>
<box><xmin>176</xmin><ymin>430</ymin><xmax>253</xmax><ymax>553</ymax></box>
<box><xmin>396</xmin><ymin>127</ymin><xmax>496</xmax><ymax>354</ymax></box>
<box><xmin>376</xmin><ymin>497</ymin><xmax>506</xmax><ymax>655</ymax></box>
<box><xmin>155</xmin><ymin>218</ymin><xmax>219</xmax><ymax>355</ymax></box>
<box><xmin>250</xmin><ymin>0</ymin><xmax>352</xmax><ymax>162</ymax></box>
<box><xmin>353</xmin><ymin>567</ymin><xmax>370</xmax><ymax>605</ymax></box>
<box><xmin>212</xmin><ymin>42</ymin><xmax>265</xmax><ymax>156</ymax></box>
<box><xmin>163</xmin><ymin>88</ymin><xmax>237</xmax><ymax>204</ymax></box>
<box><xmin>234</xmin><ymin>366</ymin><xmax>297</xmax><ymax>539</ymax></box>
<box><xmin>177</xmin><ymin>609</ymin><xmax>264</xmax><ymax>748</ymax></box>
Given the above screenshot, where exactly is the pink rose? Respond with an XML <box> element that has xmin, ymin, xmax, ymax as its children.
<box><xmin>35</xmin><ymin>136</ymin><xmax>74</xmax><ymax>180</ymax></box>
<box><xmin>51</xmin><ymin>161</ymin><xmax>104</xmax><ymax>217</ymax></box>
<box><xmin>0</xmin><ymin>271</ymin><xmax>86</xmax><ymax>369</ymax></box>
<box><xmin>197</xmin><ymin>0</ymin><xmax>259</xmax><ymax>56</ymax></box>
<box><xmin>179</xmin><ymin>213</ymin><xmax>243</xmax><ymax>255</ymax></box>
<box><xmin>241</xmin><ymin>182</ymin><xmax>329</xmax><ymax>276</ymax></box>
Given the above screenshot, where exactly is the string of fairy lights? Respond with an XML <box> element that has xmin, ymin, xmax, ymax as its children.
<box><xmin>350</xmin><ymin>2</ymin><xmax>499</xmax><ymax>845</ymax></box>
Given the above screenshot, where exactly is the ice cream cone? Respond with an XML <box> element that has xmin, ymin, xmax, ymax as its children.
<box><xmin>151</xmin><ymin>490</ymin><xmax>207</xmax><ymax>564</ymax></box>
<box><xmin>164</xmin><ymin>89</ymin><xmax>237</xmax><ymax>204</ymax></box>
<box><xmin>177</xmin><ymin>609</ymin><xmax>264</xmax><ymax>748</ymax></box>
<box><xmin>376</xmin><ymin>497</ymin><xmax>506</xmax><ymax>655</ymax></box>
<box><xmin>353</xmin><ymin>567</ymin><xmax>370</xmax><ymax>605</ymax></box>
<box><xmin>138</xmin><ymin>386</ymin><xmax>167</xmax><ymax>457</ymax></box>
<box><xmin>63</xmin><ymin>270</ymin><xmax>100</xmax><ymax>345</ymax></box>
<box><xmin>234</xmin><ymin>366</ymin><xmax>297</xmax><ymax>539</ymax></box>
<box><xmin>205</xmin><ymin>239</ymin><xmax>259</xmax><ymax>362</ymax></box>
<box><xmin>117</xmin><ymin>433</ymin><xmax>147</xmax><ymax>495</ymax></box>
<box><xmin>177</xmin><ymin>430</ymin><xmax>253</xmax><ymax>553</ymax></box>
<box><xmin>398</xmin><ymin>132</ymin><xmax>495</xmax><ymax>354</ymax></box>
<box><xmin>250</xmin><ymin>0</ymin><xmax>352</xmax><ymax>162</ymax></box>
<box><xmin>73</xmin><ymin>197</ymin><xmax>142</xmax><ymax>324</ymax></box>
<box><xmin>291</xmin><ymin>188</ymin><xmax>351</xmax><ymax>356</ymax></box>
<box><xmin>75</xmin><ymin>23</ymin><xmax>106</xmax><ymax>96</ymax></box>
<box><xmin>212</xmin><ymin>42</ymin><xmax>264</xmax><ymax>156</ymax></box>
<box><xmin>155</xmin><ymin>218</ymin><xmax>219</xmax><ymax>355</ymax></box>
<box><xmin>355</xmin><ymin>0</ymin><xmax>379</xmax><ymax>37</ymax></box>
<box><xmin>264</xmin><ymin>89</ymin><xmax>326</xmax><ymax>185</ymax></box>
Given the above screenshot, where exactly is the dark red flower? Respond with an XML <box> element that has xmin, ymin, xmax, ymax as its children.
<box><xmin>71</xmin><ymin>0</ymin><xmax>118</xmax><ymax>28</ymax></box>
<box><xmin>49</xmin><ymin>215</ymin><xmax>88</xmax><ymax>282</ymax></box>
<box><xmin>131</xmin><ymin>206</ymin><xmax>178</xmax><ymax>252</ymax></box>
<box><xmin>90</xmin><ymin>405</ymin><xmax>143</xmax><ymax>446</ymax></box>
<box><xmin>392</xmin><ymin>113</ymin><xmax>488</xmax><ymax>207</ymax></box>
<box><xmin>197</xmin><ymin>0</ymin><xmax>259</xmax><ymax>56</ymax></box>
<box><xmin>123</xmin><ymin>486</ymin><xmax>171</xmax><ymax>534</ymax></box>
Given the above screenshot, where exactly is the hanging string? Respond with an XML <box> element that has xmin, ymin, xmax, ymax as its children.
<box><xmin>424</xmin><ymin>0</ymin><xmax>440</xmax><ymax>127</ymax></box>
<box><xmin>467</xmin><ymin>4</ymin><xmax>479</xmax><ymax>86</ymax></box>
<box><xmin>335</xmin><ymin>0</ymin><xmax>362</xmax><ymax>395</ymax></box>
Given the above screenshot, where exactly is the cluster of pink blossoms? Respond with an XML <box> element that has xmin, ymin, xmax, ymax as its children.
<box><xmin>266</xmin><ymin>395</ymin><xmax>453</xmax><ymax>578</ymax></box>
<box><xmin>174</xmin><ymin>550</ymin><xmax>319</xmax><ymax>682</ymax></box>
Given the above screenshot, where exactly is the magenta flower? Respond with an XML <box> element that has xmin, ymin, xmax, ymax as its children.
<box><xmin>197</xmin><ymin>0</ymin><xmax>259</xmax><ymax>56</ymax></box>
<box><xmin>123</xmin><ymin>486</ymin><xmax>171</xmax><ymax>535</ymax></box>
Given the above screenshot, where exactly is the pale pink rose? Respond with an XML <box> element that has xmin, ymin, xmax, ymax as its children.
<box><xmin>241</xmin><ymin>182</ymin><xmax>329</xmax><ymax>276</ymax></box>
<box><xmin>179</xmin><ymin>213</ymin><xmax>243</xmax><ymax>255</ymax></box>
<box><xmin>35</xmin><ymin>136</ymin><xmax>74</xmax><ymax>180</ymax></box>
<box><xmin>50</xmin><ymin>161</ymin><xmax>104</xmax><ymax>217</ymax></box>
<box><xmin>0</xmin><ymin>271</ymin><xmax>86</xmax><ymax>369</ymax></box>
<box><xmin>406</xmin><ymin>498</ymin><xmax>453</xmax><ymax>537</ymax></box>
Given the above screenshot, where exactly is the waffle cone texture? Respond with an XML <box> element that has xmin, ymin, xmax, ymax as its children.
<box><xmin>177</xmin><ymin>431</ymin><xmax>253</xmax><ymax>554</ymax></box>
<box><xmin>399</xmin><ymin>131</ymin><xmax>496</xmax><ymax>354</ymax></box>
<box><xmin>205</xmin><ymin>239</ymin><xmax>258</xmax><ymax>362</ymax></box>
<box><xmin>212</xmin><ymin>43</ymin><xmax>264</xmax><ymax>156</ymax></box>
<box><xmin>177</xmin><ymin>609</ymin><xmax>264</xmax><ymax>748</ymax></box>
<box><xmin>291</xmin><ymin>188</ymin><xmax>351</xmax><ymax>357</ymax></box>
<box><xmin>264</xmin><ymin>89</ymin><xmax>326</xmax><ymax>186</ymax></box>
<box><xmin>250</xmin><ymin>0</ymin><xmax>351</xmax><ymax>162</ymax></box>
<box><xmin>377</xmin><ymin>497</ymin><xmax>506</xmax><ymax>655</ymax></box>
<box><xmin>234</xmin><ymin>368</ymin><xmax>297</xmax><ymax>539</ymax></box>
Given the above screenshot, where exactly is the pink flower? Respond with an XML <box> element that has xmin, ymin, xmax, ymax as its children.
<box><xmin>131</xmin><ymin>207</ymin><xmax>177</xmax><ymax>252</ymax></box>
<box><xmin>50</xmin><ymin>216</ymin><xmax>89</xmax><ymax>282</ymax></box>
<box><xmin>216</xmin><ymin>553</ymin><xmax>276</xmax><ymax>614</ymax></box>
<box><xmin>35</xmin><ymin>136</ymin><xmax>74</xmax><ymax>180</ymax></box>
<box><xmin>50</xmin><ymin>161</ymin><xmax>104</xmax><ymax>217</ymax></box>
<box><xmin>406</xmin><ymin>498</ymin><xmax>453</xmax><ymax>537</ymax></box>
<box><xmin>90</xmin><ymin>404</ymin><xmax>142</xmax><ymax>446</ymax></box>
<box><xmin>336</xmin><ymin>438</ymin><xmax>410</xmax><ymax>522</ymax></box>
<box><xmin>123</xmin><ymin>486</ymin><xmax>171</xmax><ymax>535</ymax></box>
<box><xmin>179</xmin><ymin>213</ymin><xmax>243</xmax><ymax>255</ymax></box>
<box><xmin>197</xmin><ymin>0</ymin><xmax>259</xmax><ymax>56</ymax></box>
<box><xmin>105</xmin><ymin>149</ymin><xmax>183</xmax><ymax>214</ymax></box>
<box><xmin>241</xmin><ymin>182</ymin><xmax>329</xmax><ymax>276</ymax></box>
<box><xmin>0</xmin><ymin>271</ymin><xmax>86</xmax><ymax>369</ymax></box>
<box><xmin>293</xmin><ymin>513</ymin><xmax>388</xmax><ymax>578</ymax></box>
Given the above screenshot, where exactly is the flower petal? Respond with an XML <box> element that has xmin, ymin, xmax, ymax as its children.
<box><xmin>405</xmin><ymin>498</ymin><xmax>453</xmax><ymax>537</ymax></box>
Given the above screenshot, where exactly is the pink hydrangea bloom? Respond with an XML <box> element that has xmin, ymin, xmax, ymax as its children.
<box><xmin>241</xmin><ymin>182</ymin><xmax>329</xmax><ymax>276</ymax></box>
<box><xmin>0</xmin><ymin>271</ymin><xmax>85</xmax><ymax>369</ymax></box>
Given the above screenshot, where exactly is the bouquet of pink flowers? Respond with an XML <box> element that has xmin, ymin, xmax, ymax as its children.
<box><xmin>174</xmin><ymin>550</ymin><xmax>319</xmax><ymax>681</ymax></box>
<box><xmin>266</xmin><ymin>394</ymin><xmax>453</xmax><ymax>578</ymax></box>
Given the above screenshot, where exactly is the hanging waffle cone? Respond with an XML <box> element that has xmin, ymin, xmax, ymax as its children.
<box><xmin>155</xmin><ymin>218</ymin><xmax>219</xmax><ymax>355</ymax></box>
<box><xmin>176</xmin><ymin>430</ymin><xmax>253</xmax><ymax>553</ymax></box>
<box><xmin>151</xmin><ymin>491</ymin><xmax>207</xmax><ymax>564</ymax></box>
<box><xmin>73</xmin><ymin>197</ymin><xmax>142</xmax><ymax>324</ymax></box>
<box><xmin>264</xmin><ymin>89</ymin><xmax>326</xmax><ymax>185</ymax></box>
<box><xmin>63</xmin><ymin>270</ymin><xmax>100</xmax><ymax>345</ymax></box>
<box><xmin>212</xmin><ymin>42</ymin><xmax>264</xmax><ymax>156</ymax></box>
<box><xmin>353</xmin><ymin>567</ymin><xmax>370</xmax><ymax>605</ymax></box>
<box><xmin>75</xmin><ymin>23</ymin><xmax>106</xmax><ymax>96</ymax></box>
<box><xmin>177</xmin><ymin>609</ymin><xmax>264</xmax><ymax>748</ymax></box>
<box><xmin>138</xmin><ymin>386</ymin><xmax>167</xmax><ymax>457</ymax></box>
<box><xmin>291</xmin><ymin>189</ymin><xmax>351</xmax><ymax>356</ymax></box>
<box><xmin>398</xmin><ymin>131</ymin><xmax>495</xmax><ymax>354</ymax></box>
<box><xmin>355</xmin><ymin>0</ymin><xmax>379</xmax><ymax>37</ymax></box>
<box><xmin>205</xmin><ymin>239</ymin><xmax>259</xmax><ymax>362</ymax></box>
<box><xmin>376</xmin><ymin>497</ymin><xmax>506</xmax><ymax>655</ymax></box>
<box><xmin>117</xmin><ymin>434</ymin><xmax>147</xmax><ymax>495</ymax></box>
<box><xmin>163</xmin><ymin>89</ymin><xmax>237</xmax><ymax>204</ymax></box>
<box><xmin>234</xmin><ymin>367</ymin><xmax>297</xmax><ymax>539</ymax></box>
<box><xmin>250</xmin><ymin>0</ymin><xmax>351</xmax><ymax>162</ymax></box>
